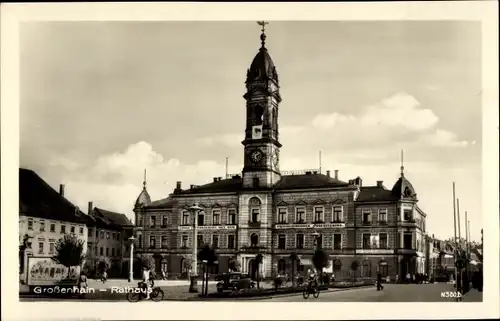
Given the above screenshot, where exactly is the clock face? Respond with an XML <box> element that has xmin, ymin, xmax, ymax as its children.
<box><xmin>250</xmin><ymin>149</ymin><xmax>264</xmax><ymax>164</ymax></box>
<box><xmin>272</xmin><ymin>150</ymin><xmax>279</xmax><ymax>166</ymax></box>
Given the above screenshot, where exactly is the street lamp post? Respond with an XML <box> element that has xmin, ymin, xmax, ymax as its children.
<box><xmin>128</xmin><ymin>236</ymin><xmax>135</xmax><ymax>283</ymax></box>
<box><xmin>189</xmin><ymin>203</ymin><xmax>203</xmax><ymax>293</ymax></box>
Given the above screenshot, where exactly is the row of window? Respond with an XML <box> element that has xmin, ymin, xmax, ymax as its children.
<box><xmin>276</xmin><ymin>259</ymin><xmax>389</xmax><ymax>278</ymax></box>
<box><xmin>27</xmin><ymin>219</ymin><xmax>84</xmax><ymax>235</ymax></box>
<box><xmin>38</xmin><ymin>241</ymin><xmax>55</xmax><ymax>254</ymax></box>
<box><xmin>181</xmin><ymin>209</ymin><xmax>238</xmax><ymax>226</ymax></box>
<box><xmin>276</xmin><ymin>233</ymin><xmax>343</xmax><ymax>249</ymax></box>
<box><xmin>361</xmin><ymin>209</ymin><xmax>388</xmax><ymax>224</ymax></box>
<box><xmin>141</xmin><ymin>207</ymin><xmax>428</xmax><ymax>227</ymax></box>
<box><xmin>88</xmin><ymin>229</ymin><xmax>122</xmax><ymax>241</ymax></box>
<box><xmin>88</xmin><ymin>244</ymin><xmax>122</xmax><ymax>257</ymax></box>
<box><xmin>140</xmin><ymin>234</ymin><xmax>238</xmax><ymax>249</ymax></box>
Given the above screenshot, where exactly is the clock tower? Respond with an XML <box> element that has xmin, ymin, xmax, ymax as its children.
<box><xmin>242</xmin><ymin>23</ymin><xmax>282</xmax><ymax>189</ymax></box>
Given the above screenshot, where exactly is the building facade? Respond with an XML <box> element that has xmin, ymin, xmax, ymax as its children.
<box><xmin>19</xmin><ymin>169</ymin><xmax>90</xmax><ymax>281</ymax></box>
<box><xmin>85</xmin><ymin>202</ymin><xmax>134</xmax><ymax>277</ymax></box>
<box><xmin>131</xmin><ymin>27</ymin><xmax>429</xmax><ymax>281</ymax></box>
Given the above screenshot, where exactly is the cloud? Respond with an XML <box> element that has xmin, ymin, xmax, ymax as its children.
<box><xmin>48</xmin><ymin>141</ymin><xmax>242</xmax><ymax>221</ymax></box>
<box><xmin>311</xmin><ymin>113</ymin><xmax>356</xmax><ymax>130</ymax></box>
<box><xmin>360</xmin><ymin>92</ymin><xmax>439</xmax><ymax>131</ymax></box>
<box><xmin>420</xmin><ymin>129</ymin><xmax>470</xmax><ymax>148</ymax></box>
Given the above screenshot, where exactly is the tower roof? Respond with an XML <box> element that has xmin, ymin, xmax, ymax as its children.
<box><xmin>246</xmin><ymin>22</ymin><xmax>279</xmax><ymax>84</ymax></box>
<box><xmin>134</xmin><ymin>169</ymin><xmax>151</xmax><ymax>208</ymax></box>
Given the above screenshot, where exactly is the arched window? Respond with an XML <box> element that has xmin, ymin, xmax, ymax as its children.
<box><xmin>333</xmin><ymin>259</ymin><xmax>342</xmax><ymax>272</ymax></box>
<box><xmin>250</xmin><ymin>233</ymin><xmax>259</xmax><ymax>247</ymax></box>
<box><xmin>278</xmin><ymin>259</ymin><xmax>286</xmax><ymax>274</ymax></box>
<box><xmin>249</xmin><ymin>197</ymin><xmax>261</xmax><ymax>223</ymax></box>
<box><xmin>379</xmin><ymin>261</ymin><xmax>388</xmax><ymax>277</ymax></box>
<box><xmin>362</xmin><ymin>260</ymin><xmax>371</xmax><ymax>278</ymax></box>
<box><xmin>161</xmin><ymin>258</ymin><xmax>168</xmax><ymax>274</ymax></box>
<box><xmin>197</xmin><ymin>211</ymin><xmax>205</xmax><ymax>226</ymax></box>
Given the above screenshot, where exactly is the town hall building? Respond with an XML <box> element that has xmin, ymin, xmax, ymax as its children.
<box><xmin>132</xmin><ymin>25</ymin><xmax>428</xmax><ymax>281</ymax></box>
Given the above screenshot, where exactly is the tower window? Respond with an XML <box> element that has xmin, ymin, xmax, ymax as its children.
<box><xmin>253</xmin><ymin>105</ymin><xmax>264</xmax><ymax>126</ymax></box>
<box><xmin>253</xmin><ymin>177</ymin><xmax>259</xmax><ymax>188</ymax></box>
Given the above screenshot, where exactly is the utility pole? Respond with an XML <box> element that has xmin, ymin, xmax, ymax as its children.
<box><xmin>319</xmin><ymin>151</ymin><xmax>322</xmax><ymax>174</ymax></box>
<box><xmin>452</xmin><ymin>183</ymin><xmax>458</xmax><ymax>286</ymax></box>
<box><xmin>225</xmin><ymin>157</ymin><xmax>228</xmax><ymax>178</ymax></box>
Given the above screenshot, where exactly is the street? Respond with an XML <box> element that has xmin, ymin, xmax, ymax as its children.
<box><xmin>263</xmin><ymin>283</ymin><xmax>483</xmax><ymax>302</ymax></box>
<box><xmin>19</xmin><ymin>280</ymin><xmax>482</xmax><ymax>302</ymax></box>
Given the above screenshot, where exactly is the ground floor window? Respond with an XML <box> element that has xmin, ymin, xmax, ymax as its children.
<box><xmin>278</xmin><ymin>259</ymin><xmax>286</xmax><ymax>274</ymax></box>
<box><xmin>379</xmin><ymin>261</ymin><xmax>388</xmax><ymax>277</ymax></box>
<box><xmin>362</xmin><ymin>260</ymin><xmax>371</xmax><ymax>278</ymax></box>
<box><xmin>333</xmin><ymin>259</ymin><xmax>342</xmax><ymax>272</ymax></box>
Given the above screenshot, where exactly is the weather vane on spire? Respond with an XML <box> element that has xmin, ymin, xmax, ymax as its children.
<box><xmin>257</xmin><ymin>21</ymin><xmax>269</xmax><ymax>48</ymax></box>
<box><xmin>257</xmin><ymin>21</ymin><xmax>269</xmax><ymax>33</ymax></box>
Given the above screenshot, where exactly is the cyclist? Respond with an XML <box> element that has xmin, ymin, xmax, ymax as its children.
<box><xmin>306</xmin><ymin>268</ymin><xmax>319</xmax><ymax>289</ymax></box>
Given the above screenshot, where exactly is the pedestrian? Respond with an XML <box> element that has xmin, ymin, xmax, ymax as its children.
<box><xmin>406</xmin><ymin>272</ymin><xmax>410</xmax><ymax>284</ymax></box>
<box><xmin>78</xmin><ymin>271</ymin><xmax>88</xmax><ymax>299</ymax></box>
<box><xmin>395</xmin><ymin>274</ymin><xmax>399</xmax><ymax>284</ymax></box>
<box><xmin>162</xmin><ymin>269</ymin><xmax>167</xmax><ymax>280</ymax></box>
<box><xmin>376</xmin><ymin>271</ymin><xmax>384</xmax><ymax>291</ymax></box>
<box><xmin>101</xmin><ymin>270</ymin><xmax>107</xmax><ymax>283</ymax></box>
<box><xmin>142</xmin><ymin>265</ymin><xmax>151</xmax><ymax>300</ymax></box>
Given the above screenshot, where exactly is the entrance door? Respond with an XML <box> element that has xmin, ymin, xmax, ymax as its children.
<box><xmin>248</xmin><ymin>259</ymin><xmax>256</xmax><ymax>279</ymax></box>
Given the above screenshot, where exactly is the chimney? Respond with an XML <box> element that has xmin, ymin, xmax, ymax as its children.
<box><xmin>176</xmin><ymin>181</ymin><xmax>181</xmax><ymax>190</ymax></box>
<box><xmin>326</xmin><ymin>170</ymin><xmax>331</xmax><ymax>177</ymax></box>
<box><xmin>213</xmin><ymin>177</ymin><xmax>218</xmax><ymax>182</ymax></box>
<box><xmin>88</xmin><ymin>201</ymin><xmax>93</xmax><ymax>215</ymax></box>
<box><xmin>377</xmin><ymin>181</ymin><xmax>383</xmax><ymax>188</ymax></box>
<box><xmin>59</xmin><ymin>184</ymin><xmax>65</xmax><ymax>196</ymax></box>
<box><xmin>334</xmin><ymin>170</ymin><xmax>339</xmax><ymax>180</ymax></box>
<box><xmin>218</xmin><ymin>177</ymin><xmax>222</xmax><ymax>181</ymax></box>
<box><xmin>305</xmin><ymin>171</ymin><xmax>312</xmax><ymax>175</ymax></box>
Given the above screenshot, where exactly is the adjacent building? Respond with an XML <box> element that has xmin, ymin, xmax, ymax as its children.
<box><xmin>85</xmin><ymin>202</ymin><xmax>134</xmax><ymax>277</ymax></box>
<box><xmin>130</xmin><ymin>27</ymin><xmax>429</xmax><ymax>281</ymax></box>
<box><xmin>18</xmin><ymin>168</ymin><xmax>90</xmax><ymax>281</ymax></box>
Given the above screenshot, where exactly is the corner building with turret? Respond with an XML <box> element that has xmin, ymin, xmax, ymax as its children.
<box><xmin>132</xmin><ymin>28</ymin><xmax>428</xmax><ymax>281</ymax></box>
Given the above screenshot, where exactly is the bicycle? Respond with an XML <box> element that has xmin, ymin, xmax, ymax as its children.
<box><xmin>303</xmin><ymin>279</ymin><xmax>320</xmax><ymax>299</ymax></box>
<box><xmin>127</xmin><ymin>282</ymin><xmax>164</xmax><ymax>302</ymax></box>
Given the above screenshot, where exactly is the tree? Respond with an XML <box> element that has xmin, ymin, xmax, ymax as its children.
<box><xmin>139</xmin><ymin>254</ymin><xmax>155</xmax><ymax>271</ymax></box>
<box><xmin>97</xmin><ymin>257</ymin><xmax>111</xmax><ymax>273</ymax></box>
<box><xmin>198</xmin><ymin>245</ymin><xmax>218</xmax><ymax>296</ymax></box>
<box><xmin>52</xmin><ymin>234</ymin><xmax>86</xmax><ymax>278</ymax></box>
<box><xmin>254</xmin><ymin>254</ymin><xmax>263</xmax><ymax>289</ymax></box>
<box><xmin>289</xmin><ymin>252</ymin><xmax>299</xmax><ymax>290</ymax></box>
<box><xmin>228</xmin><ymin>256</ymin><xmax>241</xmax><ymax>272</ymax></box>
<box><xmin>312</xmin><ymin>249</ymin><xmax>330</xmax><ymax>284</ymax></box>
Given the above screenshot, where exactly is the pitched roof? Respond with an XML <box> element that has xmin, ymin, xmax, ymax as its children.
<box><xmin>169</xmin><ymin>172</ymin><xmax>350</xmax><ymax>198</ymax></box>
<box><xmin>273</xmin><ymin>173</ymin><xmax>349</xmax><ymax>190</ymax></box>
<box><xmin>19</xmin><ymin>168</ymin><xmax>90</xmax><ymax>224</ymax></box>
<box><xmin>356</xmin><ymin>186</ymin><xmax>398</xmax><ymax>203</ymax></box>
<box><xmin>176</xmin><ymin>177</ymin><xmax>243</xmax><ymax>195</ymax></box>
<box><xmin>148</xmin><ymin>197</ymin><xmax>178</xmax><ymax>209</ymax></box>
<box><xmin>90</xmin><ymin>207</ymin><xmax>133</xmax><ymax>230</ymax></box>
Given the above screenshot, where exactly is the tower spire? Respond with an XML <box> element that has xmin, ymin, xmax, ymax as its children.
<box><xmin>400</xmin><ymin>150</ymin><xmax>405</xmax><ymax>177</ymax></box>
<box><xmin>143</xmin><ymin>169</ymin><xmax>147</xmax><ymax>188</ymax></box>
<box><xmin>257</xmin><ymin>21</ymin><xmax>269</xmax><ymax>49</ymax></box>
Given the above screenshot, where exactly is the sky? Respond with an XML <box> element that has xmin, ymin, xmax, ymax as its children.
<box><xmin>19</xmin><ymin>21</ymin><xmax>482</xmax><ymax>241</ymax></box>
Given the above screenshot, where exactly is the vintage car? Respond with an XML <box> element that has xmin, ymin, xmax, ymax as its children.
<box><xmin>216</xmin><ymin>272</ymin><xmax>256</xmax><ymax>292</ymax></box>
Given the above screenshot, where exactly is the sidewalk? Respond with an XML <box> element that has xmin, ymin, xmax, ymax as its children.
<box><xmin>462</xmin><ymin>288</ymin><xmax>483</xmax><ymax>302</ymax></box>
<box><xmin>87</xmin><ymin>278</ymin><xmax>217</xmax><ymax>289</ymax></box>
